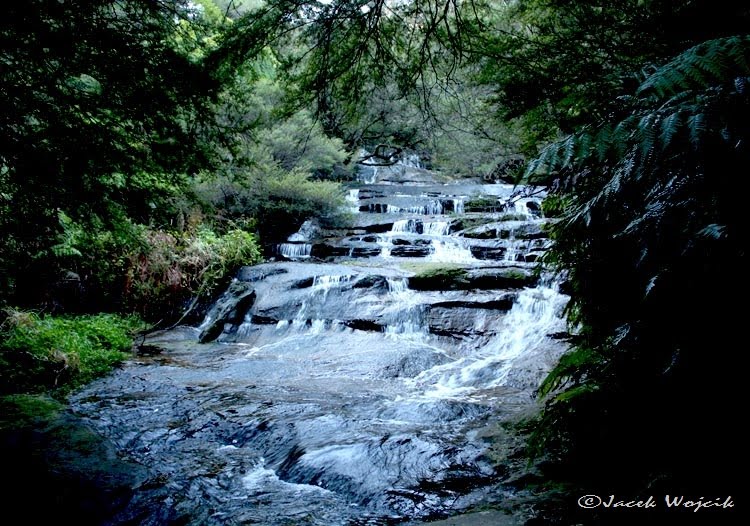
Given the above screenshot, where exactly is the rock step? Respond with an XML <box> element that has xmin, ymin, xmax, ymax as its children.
<box><xmin>197</xmin><ymin>263</ymin><xmax>535</xmax><ymax>343</ymax></box>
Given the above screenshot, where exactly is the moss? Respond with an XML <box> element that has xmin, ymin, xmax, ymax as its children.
<box><xmin>464</xmin><ymin>196</ymin><xmax>503</xmax><ymax>212</ymax></box>
<box><xmin>498</xmin><ymin>213</ymin><xmax>529</xmax><ymax>221</ymax></box>
<box><xmin>408</xmin><ymin>265</ymin><xmax>469</xmax><ymax>290</ymax></box>
<box><xmin>504</xmin><ymin>269</ymin><xmax>529</xmax><ymax>281</ymax></box>
<box><xmin>0</xmin><ymin>394</ymin><xmax>64</xmax><ymax>430</ymax></box>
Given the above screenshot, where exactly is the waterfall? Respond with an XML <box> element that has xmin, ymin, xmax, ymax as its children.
<box><xmin>386</xmin><ymin>201</ymin><xmax>444</xmax><ymax>215</ymax></box>
<box><xmin>312</xmin><ymin>274</ymin><xmax>352</xmax><ymax>293</ymax></box>
<box><xmin>418</xmin><ymin>277</ymin><xmax>568</xmax><ymax>398</ymax></box>
<box><xmin>289</xmin><ymin>275</ymin><xmax>354</xmax><ymax>330</ymax></box>
<box><xmin>278</xmin><ymin>243</ymin><xmax>312</xmax><ymax>259</ymax></box>
<box><xmin>75</xmin><ymin>163</ymin><xmax>570</xmax><ymax>525</ymax></box>
<box><xmin>423</xmin><ymin>221</ymin><xmax>450</xmax><ymax>236</ymax></box>
<box><xmin>386</xmin><ymin>277</ymin><xmax>409</xmax><ymax>294</ymax></box>
<box><xmin>346</xmin><ymin>189</ymin><xmax>360</xmax><ymax>213</ymax></box>
<box><xmin>427</xmin><ymin>240</ymin><xmax>476</xmax><ymax>263</ymax></box>
<box><xmin>391</xmin><ymin>219</ymin><xmax>420</xmax><ymax>233</ymax></box>
<box><xmin>384</xmin><ymin>277</ymin><xmax>429</xmax><ymax>340</ymax></box>
<box><xmin>376</xmin><ymin>236</ymin><xmax>392</xmax><ymax>258</ymax></box>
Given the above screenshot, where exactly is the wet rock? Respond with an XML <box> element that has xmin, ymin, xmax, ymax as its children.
<box><xmin>428</xmin><ymin>306</ymin><xmax>506</xmax><ymax>338</ymax></box>
<box><xmin>311</xmin><ymin>243</ymin><xmax>351</xmax><ymax>259</ymax></box>
<box><xmin>470</xmin><ymin>246</ymin><xmax>507</xmax><ymax>260</ymax></box>
<box><xmin>236</xmin><ymin>266</ymin><xmax>287</xmax><ymax>282</ymax></box>
<box><xmin>344</xmin><ymin>319</ymin><xmax>384</xmax><ymax>332</ymax></box>
<box><xmin>287</xmin><ymin>219</ymin><xmax>321</xmax><ymax>242</ymax></box>
<box><xmin>431</xmin><ymin>298</ymin><xmax>515</xmax><ymax>311</ymax></box>
<box><xmin>291</xmin><ymin>277</ymin><xmax>315</xmax><ymax>288</ymax></box>
<box><xmin>198</xmin><ymin>281</ymin><xmax>256</xmax><ymax>343</ymax></box>
<box><xmin>1</xmin><ymin>404</ymin><xmax>147</xmax><ymax>526</ymax></box>
<box><xmin>250</xmin><ymin>315</ymin><xmax>278</xmax><ymax>325</ymax></box>
<box><xmin>409</xmin><ymin>267</ymin><xmax>470</xmax><ymax>291</ymax></box>
<box><xmin>381</xmin><ymin>347</ymin><xmax>452</xmax><ymax>378</ymax></box>
<box><xmin>391</xmin><ymin>246</ymin><xmax>432</xmax><ymax>258</ymax></box>
<box><xmin>466</xmin><ymin>268</ymin><xmax>536</xmax><ymax>289</ymax></box>
<box><xmin>463</xmin><ymin>228</ymin><xmax>498</xmax><ymax>240</ymax></box>
<box><xmin>525</xmin><ymin>201</ymin><xmax>541</xmax><ymax>215</ymax></box>
<box><xmin>512</xmin><ymin>223</ymin><xmax>547</xmax><ymax>240</ymax></box>
<box><xmin>351</xmin><ymin>247</ymin><xmax>383</xmax><ymax>258</ymax></box>
<box><xmin>352</xmin><ymin>275</ymin><xmax>388</xmax><ymax>290</ymax></box>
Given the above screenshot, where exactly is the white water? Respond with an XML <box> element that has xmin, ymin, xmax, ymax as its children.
<box><xmin>384</xmin><ymin>277</ymin><xmax>429</xmax><ymax>340</ymax></box>
<box><xmin>346</xmin><ymin>189</ymin><xmax>360</xmax><ymax>213</ymax></box>
<box><xmin>423</xmin><ymin>221</ymin><xmax>450</xmax><ymax>236</ymax></box>
<box><xmin>427</xmin><ymin>240</ymin><xmax>476</xmax><ymax>263</ymax></box>
<box><xmin>415</xmin><ymin>278</ymin><xmax>568</xmax><ymax>399</ymax></box>
<box><xmin>391</xmin><ymin>219</ymin><xmax>419</xmax><ymax>233</ymax></box>
<box><xmin>386</xmin><ymin>201</ymin><xmax>444</xmax><ymax>215</ymax></box>
<box><xmin>288</xmin><ymin>275</ymin><xmax>355</xmax><ymax>329</ymax></box>
<box><xmin>279</xmin><ymin>243</ymin><xmax>312</xmax><ymax>259</ymax></box>
<box><xmin>453</xmin><ymin>198</ymin><xmax>465</xmax><ymax>214</ymax></box>
<box><xmin>377</xmin><ymin>236</ymin><xmax>392</xmax><ymax>258</ymax></box>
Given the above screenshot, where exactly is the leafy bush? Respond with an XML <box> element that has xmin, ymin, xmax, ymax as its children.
<box><xmin>195</xmin><ymin>159</ymin><xmax>346</xmax><ymax>245</ymax></box>
<box><xmin>0</xmin><ymin>310</ymin><xmax>144</xmax><ymax>394</ymax></box>
<box><xmin>125</xmin><ymin>225</ymin><xmax>262</xmax><ymax>320</ymax></box>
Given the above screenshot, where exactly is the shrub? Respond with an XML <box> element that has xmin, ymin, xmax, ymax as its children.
<box><xmin>0</xmin><ymin>310</ymin><xmax>144</xmax><ymax>394</ymax></box>
<box><xmin>125</xmin><ymin>225</ymin><xmax>262</xmax><ymax>320</ymax></box>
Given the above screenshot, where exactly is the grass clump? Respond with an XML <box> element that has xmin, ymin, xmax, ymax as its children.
<box><xmin>0</xmin><ymin>310</ymin><xmax>144</xmax><ymax>395</ymax></box>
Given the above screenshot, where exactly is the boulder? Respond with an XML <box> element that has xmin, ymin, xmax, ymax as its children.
<box><xmin>198</xmin><ymin>281</ymin><xmax>256</xmax><ymax>343</ymax></box>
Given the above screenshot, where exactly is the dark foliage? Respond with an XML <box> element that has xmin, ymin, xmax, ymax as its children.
<box><xmin>528</xmin><ymin>35</ymin><xmax>749</xmax><ymax>504</ymax></box>
<box><xmin>0</xmin><ymin>0</ymin><xmax>216</xmax><ymax>309</ymax></box>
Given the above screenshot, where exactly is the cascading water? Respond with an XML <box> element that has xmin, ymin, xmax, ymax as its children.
<box><xmin>423</xmin><ymin>221</ymin><xmax>450</xmax><ymax>236</ymax></box>
<box><xmin>386</xmin><ymin>201</ymin><xmax>444</xmax><ymax>215</ymax></box>
<box><xmin>346</xmin><ymin>189</ymin><xmax>360</xmax><ymax>213</ymax></box>
<box><xmin>419</xmin><ymin>277</ymin><xmax>568</xmax><ymax>399</ymax></box>
<box><xmin>428</xmin><ymin>239</ymin><xmax>476</xmax><ymax>263</ymax></box>
<box><xmin>278</xmin><ymin>242</ymin><xmax>312</xmax><ymax>259</ymax></box>
<box><xmin>70</xmin><ymin>163</ymin><xmax>569</xmax><ymax>525</ymax></box>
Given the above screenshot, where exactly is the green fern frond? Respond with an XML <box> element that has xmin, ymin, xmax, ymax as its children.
<box><xmin>659</xmin><ymin>109</ymin><xmax>682</xmax><ymax>150</ymax></box>
<box><xmin>638</xmin><ymin>113</ymin><xmax>659</xmax><ymax>158</ymax></box>
<box><xmin>51</xmin><ymin>244</ymin><xmax>83</xmax><ymax>258</ymax></box>
<box><xmin>594</xmin><ymin>124</ymin><xmax>613</xmax><ymax>162</ymax></box>
<box><xmin>574</xmin><ymin>130</ymin><xmax>594</xmax><ymax>160</ymax></box>
<box><xmin>687</xmin><ymin>112</ymin><xmax>706</xmax><ymax>149</ymax></box>
<box><xmin>638</xmin><ymin>35</ymin><xmax>750</xmax><ymax>97</ymax></box>
<box><xmin>561</xmin><ymin>135</ymin><xmax>576</xmax><ymax>167</ymax></box>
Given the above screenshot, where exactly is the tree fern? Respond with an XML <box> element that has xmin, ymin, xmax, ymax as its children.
<box><xmin>528</xmin><ymin>34</ymin><xmax>750</xmax><ymax>477</ymax></box>
<box><xmin>637</xmin><ymin>35</ymin><xmax>750</xmax><ymax>97</ymax></box>
<box><xmin>659</xmin><ymin>110</ymin><xmax>682</xmax><ymax>150</ymax></box>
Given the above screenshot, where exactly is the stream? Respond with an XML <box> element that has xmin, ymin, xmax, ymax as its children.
<box><xmin>70</xmin><ymin>158</ymin><xmax>569</xmax><ymax>525</ymax></box>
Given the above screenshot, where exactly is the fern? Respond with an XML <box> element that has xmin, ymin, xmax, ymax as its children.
<box><xmin>687</xmin><ymin>112</ymin><xmax>706</xmax><ymax>149</ymax></box>
<box><xmin>528</xmin><ymin>34</ymin><xmax>750</xmax><ymax>469</ymax></box>
<box><xmin>638</xmin><ymin>35</ymin><xmax>750</xmax><ymax>97</ymax></box>
<box><xmin>659</xmin><ymin>109</ymin><xmax>682</xmax><ymax>150</ymax></box>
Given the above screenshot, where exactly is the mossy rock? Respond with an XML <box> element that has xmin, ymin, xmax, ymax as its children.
<box><xmin>0</xmin><ymin>394</ymin><xmax>147</xmax><ymax>525</ymax></box>
<box><xmin>465</xmin><ymin>268</ymin><xmax>536</xmax><ymax>290</ymax></box>
<box><xmin>409</xmin><ymin>265</ymin><xmax>469</xmax><ymax>290</ymax></box>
